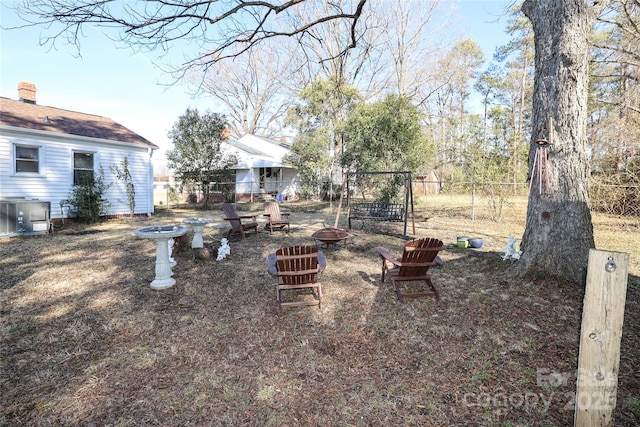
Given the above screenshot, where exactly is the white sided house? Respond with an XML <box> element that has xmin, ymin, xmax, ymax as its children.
<box><xmin>0</xmin><ymin>82</ymin><xmax>158</xmax><ymax>235</ymax></box>
<box><xmin>224</xmin><ymin>134</ymin><xmax>299</xmax><ymax>201</ymax></box>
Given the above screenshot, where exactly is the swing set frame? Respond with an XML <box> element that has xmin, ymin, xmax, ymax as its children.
<box><xmin>342</xmin><ymin>171</ymin><xmax>415</xmax><ymax>239</ymax></box>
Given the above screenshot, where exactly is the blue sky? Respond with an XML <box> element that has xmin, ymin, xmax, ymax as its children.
<box><xmin>1</xmin><ymin>1</ymin><xmax>513</xmax><ymax>166</ymax></box>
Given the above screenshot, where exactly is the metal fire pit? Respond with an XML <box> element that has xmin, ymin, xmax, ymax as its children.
<box><xmin>312</xmin><ymin>227</ymin><xmax>350</xmax><ymax>248</ymax></box>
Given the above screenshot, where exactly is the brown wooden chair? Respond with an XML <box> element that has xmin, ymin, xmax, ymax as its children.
<box><xmin>375</xmin><ymin>238</ymin><xmax>443</xmax><ymax>302</ymax></box>
<box><xmin>271</xmin><ymin>246</ymin><xmax>323</xmax><ymax>310</ymax></box>
<box><xmin>263</xmin><ymin>201</ymin><xmax>291</xmax><ymax>234</ymax></box>
<box><xmin>221</xmin><ymin>203</ymin><xmax>259</xmax><ymax>239</ymax></box>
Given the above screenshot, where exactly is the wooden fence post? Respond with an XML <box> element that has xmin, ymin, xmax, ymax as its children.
<box><xmin>574</xmin><ymin>249</ymin><xmax>629</xmax><ymax>426</ymax></box>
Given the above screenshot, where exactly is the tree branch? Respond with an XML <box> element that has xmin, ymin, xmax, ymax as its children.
<box><xmin>11</xmin><ymin>0</ymin><xmax>369</xmax><ymax>73</ymax></box>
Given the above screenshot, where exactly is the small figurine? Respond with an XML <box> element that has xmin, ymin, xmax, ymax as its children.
<box><xmin>502</xmin><ymin>236</ymin><xmax>522</xmax><ymax>261</ymax></box>
<box><xmin>217</xmin><ymin>238</ymin><xmax>231</xmax><ymax>261</ymax></box>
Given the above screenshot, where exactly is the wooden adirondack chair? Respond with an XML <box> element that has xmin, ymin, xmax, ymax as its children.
<box><xmin>375</xmin><ymin>238</ymin><xmax>443</xmax><ymax>302</ymax></box>
<box><xmin>272</xmin><ymin>246</ymin><xmax>322</xmax><ymax>310</ymax></box>
<box><xmin>263</xmin><ymin>201</ymin><xmax>291</xmax><ymax>234</ymax></box>
<box><xmin>221</xmin><ymin>203</ymin><xmax>259</xmax><ymax>239</ymax></box>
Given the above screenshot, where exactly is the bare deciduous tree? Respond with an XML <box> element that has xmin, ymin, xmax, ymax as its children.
<box><xmin>590</xmin><ymin>0</ymin><xmax>640</xmax><ymax>171</ymax></box>
<box><xmin>373</xmin><ymin>0</ymin><xmax>448</xmax><ymax>99</ymax></box>
<box><xmin>13</xmin><ymin>0</ymin><xmax>368</xmax><ymax>75</ymax></box>
<box><xmin>419</xmin><ymin>40</ymin><xmax>484</xmax><ymax>171</ymax></box>
<box><xmin>192</xmin><ymin>46</ymin><xmax>291</xmax><ymax>138</ymax></box>
<box><xmin>282</xmin><ymin>1</ymin><xmax>382</xmax><ymax>96</ymax></box>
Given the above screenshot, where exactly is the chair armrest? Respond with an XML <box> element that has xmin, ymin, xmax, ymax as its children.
<box><xmin>267</xmin><ymin>253</ymin><xmax>277</xmax><ymax>277</ymax></box>
<box><xmin>263</xmin><ymin>213</ymin><xmax>290</xmax><ymax>218</ymax></box>
<box><xmin>222</xmin><ymin>216</ymin><xmax>241</xmax><ymax>221</ymax></box>
<box><xmin>375</xmin><ymin>246</ymin><xmax>402</xmax><ymax>267</ymax></box>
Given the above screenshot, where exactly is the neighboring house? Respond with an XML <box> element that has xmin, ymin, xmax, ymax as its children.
<box><xmin>0</xmin><ymin>82</ymin><xmax>158</xmax><ymax>230</ymax></box>
<box><xmin>153</xmin><ymin>133</ymin><xmax>299</xmax><ymax>205</ymax></box>
<box><xmin>223</xmin><ymin>134</ymin><xmax>299</xmax><ymax>201</ymax></box>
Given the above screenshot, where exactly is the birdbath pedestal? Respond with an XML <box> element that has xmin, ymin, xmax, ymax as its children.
<box><xmin>183</xmin><ymin>218</ymin><xmax>213</xmax><ymax>248</ymax></box>
<box><xmin>134</xmin><ymin>225</ymin><xmax>189</xmax><ymax>290</ymax></box>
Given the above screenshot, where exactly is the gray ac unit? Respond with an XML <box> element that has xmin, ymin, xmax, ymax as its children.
<box><xmin>0</xmin><ymin>200</ymin><xmax>51</xmax><ymax>237</ymax></box>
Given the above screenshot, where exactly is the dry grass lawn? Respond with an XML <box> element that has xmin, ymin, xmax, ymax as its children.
<box><xmin>1</xmin><ymin>198</ymin><xmax>639</xmax><ymax>426</ymax></box>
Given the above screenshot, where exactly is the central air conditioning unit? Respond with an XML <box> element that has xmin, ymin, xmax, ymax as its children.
<box><xmin>0</xmin><ymin>199</ymin><xmax>51</xmax><ymax>237</ymax></box>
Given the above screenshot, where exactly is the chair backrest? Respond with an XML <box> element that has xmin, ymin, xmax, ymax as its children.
<box><xmin>398</xmin><ymin>238</ymin><xmax>443</xmax><ymax>277</ymax></box>
<box><xmin>221</xmin><ymin>203</ymin><xmax>241</xmax><ymax>229</ymax></box>
<box><xmin>264</xmin><ymin>201</ymin><xmax>282</xmax><ymax>221</ymax></box>
<box><xmin>275</xmin><ymin>246</ymin><xmax>319</xmax><ymax>286</ymax></box>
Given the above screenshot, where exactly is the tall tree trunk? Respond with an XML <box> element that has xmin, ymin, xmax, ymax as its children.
<box><xmin>513</xmin><ymin>0</ymin><xmax>610</xmax><ymax>284</ymax></box>
<box><xmin>515</xmin><ymin>55</ymin><xmax>528</xmax><ymax>192</ymax></box>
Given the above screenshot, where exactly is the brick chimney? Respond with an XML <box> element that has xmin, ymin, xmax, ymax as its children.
<box><xmin>18</xmin><ymin>81</ymin><xmax>37</xmax><ymax>104</ymax></box>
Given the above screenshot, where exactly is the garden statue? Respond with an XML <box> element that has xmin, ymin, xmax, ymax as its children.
<box><xmin>217</xmin><ymin>238</ymin><xmax>231</xmax><ymax>261</ymax></box>
<box><xmin>503</xmin><ymin>236</ymin><xmax>522</xmax><ymax>261</ymax></box>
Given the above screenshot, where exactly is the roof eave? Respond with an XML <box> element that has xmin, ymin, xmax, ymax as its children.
<box><xmin>0</xmin><ymin>124</ymin><xmax>159</xmax><ymax>150</ymax></box>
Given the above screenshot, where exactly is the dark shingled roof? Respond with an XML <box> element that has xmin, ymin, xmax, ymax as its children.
<box><xmin>0</xmin><ymin>96</ymin><xmax>158</xmax><ymax>149</ymax></box>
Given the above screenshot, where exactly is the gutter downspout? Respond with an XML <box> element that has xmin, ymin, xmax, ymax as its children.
<box><xmin>148</xmin><ymin>148</ymin><xmax>154</xmax><ymax>216</ymax></box>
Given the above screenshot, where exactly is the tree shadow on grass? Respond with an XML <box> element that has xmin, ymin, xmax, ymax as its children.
<box><xmin>1</xmin><ymin>215</ymin><xmax>637</xmax><ymax>426</ymax></box>
<box><xmin>359</xmin><ymin>245</ymin><xmax>639</xmax><ymax>426</ymax></box>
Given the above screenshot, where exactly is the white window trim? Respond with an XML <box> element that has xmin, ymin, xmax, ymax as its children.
<box><xmin>12</xmin><ymin>143</ymin><xmax>46</xmax><ymax>177</ymax></box>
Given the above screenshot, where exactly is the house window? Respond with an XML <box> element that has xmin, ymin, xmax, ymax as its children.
<box><xmin>14</xmin><ymin>145</ymin><xmax>40</xmax><ymax>173</ymax></box>
<box><xmin>73</xmin><ymin>152</ymin><xmax>94</xmax><ymax>185</ymax></box>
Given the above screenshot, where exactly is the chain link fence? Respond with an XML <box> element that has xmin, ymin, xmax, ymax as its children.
<box><xmin>416</xmin><ymin>180</ymin><xmax>639</xmax><ymax>219</ymax></box>
<box><xmin>153</xmin><ymin>179</ymin><xmax>639</xmax><ymax>218</ymax></box>
<box><xmin>590</xmin><ymin>183</ymin><xmax>640</xmax><ymax>217</ymax></box>
<box><xmin>153</xmin><ymin>180</ymin><xmax>295</xmax><ymax>209</ymax></box>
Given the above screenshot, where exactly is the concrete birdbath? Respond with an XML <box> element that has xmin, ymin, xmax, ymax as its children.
<box><xmin>183</xmin><ymin>218</ymin><xmax>213</xmax><ymax>248</ymax></box>
<box><xmin>134</xmin><ymin>225</ymin><xmax>189</xmax><ymax>290</ymax></box>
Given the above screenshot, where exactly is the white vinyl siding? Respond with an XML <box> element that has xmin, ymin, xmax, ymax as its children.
<box><xmin>0</xmin><ymin>130</ymin><xmax>154</xmax><ymax>219</ymax></box>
